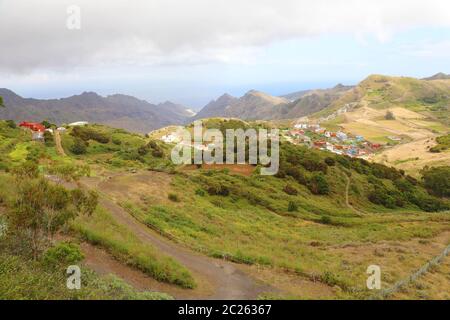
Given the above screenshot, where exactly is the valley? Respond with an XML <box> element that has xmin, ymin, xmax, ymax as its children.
<box><xmin>0</xmin><ymin>72</ymin><xmax>449</xmax><ymax>300</ymax></box>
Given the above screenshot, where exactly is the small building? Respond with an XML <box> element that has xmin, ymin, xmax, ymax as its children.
<box><xmin>371</xmin><ymin>143</ymin><xmax>382</xmax><ymax>149</ymax></box>
<box><xmin>313</xmin><ymin>141</ymin><xmax>326</xmax><ymax>148</ymax></box>
<box><xmin>32</xmin><ymin>131</ymin><xmax>45</xmax><ymax>141</ymax></box>
<box><xmin>68</xmin><ymin>121</ymin><xmax>89</xmax><ymax>127</ymax></box>
<box><xmin>294</xmin><ymin>123</ymin><xmax>309</xmax><ymax>129</ymax></box>
<box><xmin>161</xmin><ymin>134</ymin><xmax>178</xmax><ymax>143</ymax></box>
<box><xmin>336</xmin><ymin>131</ymin><xmax>348</xmax><ymax>141</ymax></box>
<box><xmin>19</xmin><ymin>122</ymin><xmax>46</xmax><ymax>141</ymax></box>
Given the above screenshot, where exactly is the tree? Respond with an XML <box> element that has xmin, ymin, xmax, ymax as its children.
<box><xmin>6</xmin><ymin>176</ymin><xmax>98</xmax><ymax>259</ymax></box>
<box><xmin>421</xmin><ymin>166</ymin><xmax>450</xmax><ymax>198</ymax></box>
<box><xmin>7</xmin><ymin>179</ymin><xmax>71</xmax><ymax>258</ymax></box>
<box><xmin>0</xmin><ymin>96</ymin><xmax>4</xmax><ymax>108</ymax></box>
<box><xmin>70</xmin><ymin>137</ymin><xmax>87</xmax><ymax>155</ymax></box>
<box><xmin>42</xmin><ymin>120</ymin><xmax>53</xmax><ymax>129</ymax></box>
<box><xmin>385</xmin><ymin>110</ymin><xmax>395</xmax><ymax>120</ymax></box>
<box><xmin>308</xmin><ymin>173</ymin><xmax>330</xmax><ymax>195</ymax></box>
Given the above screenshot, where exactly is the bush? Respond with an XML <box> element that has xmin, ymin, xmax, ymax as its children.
<box><xmin>385</xmin><ymin>110</ymin><xmax>395</xmax><ymax>120</ymax></box>
<box><xmin>44</xmin><ymin>131</ymin><xmax>55</xmax><ymax>147</ymax></box>
<box><xmin>421</xmin><ymin>166</ymin><xmax>450</xmax><ymax>198</ymax></box>
<box><xmin>283</xmin><ymin>184</ymin><xmax>298</xmax><ymax>196</ymax></box>
<box><xmin>195</xmin><ymin>189</ymin><xmax>205</xmax><ymax>197</ymax></box>
<box><xmin>368</xmin><ymin>187</ymin><xmax>396</xmax><ymax>208</ymax></box>
<box><xmin>308</xmin><ymin>173</ymin><xmax>330</xmax><ymax>195</ymax></box>
<box><xmin>71</xmin><ymin>126</ymin><xmax>110</xmax><ymax>144</ymax></box>
<box><xmin>206</xmin><ymin>182</ymin><xmax>230</xmax><ymax>196</ymax></box>
<box><xmin>168</xmin><ymin>193</ymin><xmax>180</xmax><ymax>202</ymax></box>
<box><xmin>288</xmin><ymin>201</ymin><xmax>298</xmax><ymax>212</ymax></box>
<box><xmin>5</xmin><ymin>120</ymin><xmax>16</xmax><ymax>129</ymax></box>
<box><xmin>43</xmin><ymin>242</ymin><xmax>84</xmax><ymax>267</ymax></box>
<box><xmin>70</xmin><ymin>137</ymin><xmax>88</xmax><ymax>155</ymax></box>
<box><xmin>324</xmin><ymin>157</ymin><xmax>336</xmax><ymax>166</ymax></box>
<box><xmin>320</xmin><ymin>215</ymin><xmax>332</xmax><ymax>225</ymax></box>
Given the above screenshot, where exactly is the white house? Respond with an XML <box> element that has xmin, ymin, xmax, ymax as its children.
<box><xmin>336</xmin><ymin>131</ymin><xmax>348</xmax><ymax>141</ymax></box>
<box><xmin>294</xmin><ymin>123</ymin><xmax>308</xmax><ymax>129</ymax></box>
<box><xmin>161</xmin><ymin>134</ymin><xmax>178</xmax><ymax>143</ymax></box>
<box><xmin>68</xmin><ymin>121</ymin><xmax>89</xmax><ymax>127</ymax></box>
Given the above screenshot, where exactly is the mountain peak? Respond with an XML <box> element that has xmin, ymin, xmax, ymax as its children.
<box><xmin>422</xmin><ymin>72</ymin><xmax>450</xmax><ymax>81</ymax></box>
<box><xmin>0</xmin><ymin>88</ymin><xmax>22</xmax><ymax>98</ymax></box>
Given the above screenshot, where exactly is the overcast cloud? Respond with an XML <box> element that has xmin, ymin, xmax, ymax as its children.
<box><xmin>1</xmin><ymin>0</ymin><xmax>450</xmax><ymax>74</ymax></box>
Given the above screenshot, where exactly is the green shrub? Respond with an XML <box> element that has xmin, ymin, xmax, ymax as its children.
<box><xmin>324</xmin><ymin>157</ymin><xmax>336</xmax><ymax>166</ymax></box>
<box><xmin>168</xmin><ymin>193</ymin><xmax>180</xmax><ymax>202</ymax></box>
<box><xmin>308</xmin><ymin>173</ymin><xmax>330</xmax><ymax>195</ymax></box>
<box><xmin>5</xmin><ymin>120</ymin><xmax>16</xmax><ymax>129</ymax></box>
<box><xmin>320</xmin><ymin>215</ymin><xmax>332</xmax><ymax>225</ymax></box>
<box><xmin>421</xmin><ymin>166</ymin><xmax>450</xmax><ymax>198</ymax></box>
<box><xmin>368</xmin><ymin>187</ymin><xmax>396</xmax><ymax>208</ymax></box>
<box><xmin>283</xmin><ymin>184</ymin><xmax>298</xmax><ymax>195</ymax></box>
<box><xmin>70</xmin><ymin>137</ymin><xmax>88</xmax><ymax>155</ymax></box>
<box><xmin>71</xmin><ymin>126</ymin><xmax>110</xmax><ymax>144</ymax></box>
<box><xmin>195</xmin><ymin>189</ymin><xmax>205</xmax><ymax>196</ymax></box>
<box><xmin>43</xmin><ymin>242</ymin><xmax>84</xmax><ymax>267</ymax></box>
<box><xmin>288</xmin><ymin>201</ymin><xmax>298</xmax><ymax>212</ymax></box>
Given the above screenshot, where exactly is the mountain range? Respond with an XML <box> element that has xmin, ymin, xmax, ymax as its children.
<box><xmin>192</xmin><ymin>84</ymin><xmax>353</xmax><ymax>121</ymax></box>
<box><xmin>1</xmin><ymin>73</ymin><xmax>448</xmax><ymax>133</ymax></box>
<box><xmin>0</xmin><ymin>89</ymin><xmax>194</xmax><ymax>133</ymax></box>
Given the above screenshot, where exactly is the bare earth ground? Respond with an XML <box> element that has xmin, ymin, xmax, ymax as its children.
<box><xmin>372</xmin><ymin>138</ymin><xmax>450</xmax><ymax>176</ymax></box>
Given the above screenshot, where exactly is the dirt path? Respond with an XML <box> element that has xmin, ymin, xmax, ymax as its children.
<box><xmin>48</xmin><ymin>173</ymin><xmax>278</xmax><ymax>299</ymax></box>
<box><xmin>344</xmin><ymin>175</ymin><xmax>365</xmax><ymax>216</ymax></box>
<box><xmin>93</xmin><ymin>195</ymin><xmax>276</xmax><ymax>299</ymax></box>
<box><xmin>54</xmin><ymin>130</ymin><xmax>66</xmax><ymax>157</ymax></box>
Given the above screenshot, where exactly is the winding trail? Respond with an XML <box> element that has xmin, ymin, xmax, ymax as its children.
<box><xmin>344</xmin><ymin>175</ymin><xmax>365</xmax><ymax>216</ymax></box>
<box><xmin>50</xmin><ymin>134</ymin><xmax>277</xmax><ymax>298</ymax></box>
<box><xmin>94</xmin><ymin>194</ymin><xmax>276</xmax><ymax>299</ymax></box>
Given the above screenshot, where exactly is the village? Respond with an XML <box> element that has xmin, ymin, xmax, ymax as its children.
<box><xmin>283</xmin><ymin>122</ymin><xmax>383</xmax><ymax>160</ymax></box>
<box><xmin>17</xmin><ymin>121</ymin><xmax>88</xmax><ymax>141</ymax></box>
<box><xmin>19</xmin><ymin>119</ymin><xmax>383</xmax><ymax>162</ymax></box>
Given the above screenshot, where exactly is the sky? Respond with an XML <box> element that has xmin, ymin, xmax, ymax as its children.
<box><xmin>1</xmin><ymin>0</ymin><xmax>450</xmax><ymax>109</ymax></box>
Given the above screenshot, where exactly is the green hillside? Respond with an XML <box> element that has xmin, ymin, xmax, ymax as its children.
<box><xmin>314</xmin><ymin>75</ymin><xmax>450</xmax><ymax>125</ymax></box>
<box><xmin>1</xmin><ymin>120</ymin><xmax>449</xmax><ymax>299</ymax></box>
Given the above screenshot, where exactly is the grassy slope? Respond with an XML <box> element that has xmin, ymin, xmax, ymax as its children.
<box><xmin>314</xmin><ymin>75</ymin><xmax>450</xmax><ymax>125</ymax></box>
<box><xmin>2</xmin><ymin>120</ymin><xmax>449</xmax><ymax>299</ymax></box>
<box><xmin>56</xmin><ymin>122</ymin><xmax>450</xmax><ymax>297</ymax></box>
<box><xmin>0</xmin><ymin>253</ymin><xmax>173</xmax><ymax>300</ymax></box>
<box><xmin>0</xmin><ymin>121</ymin><xmax>193</xmax><ymax>298</ymax></box>
<box><xmin>72</xmin><ymin>206</ymin><xmax>195</xmax><ymax>288</ymax></box>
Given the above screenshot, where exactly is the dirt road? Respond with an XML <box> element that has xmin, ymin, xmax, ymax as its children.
<box><xmin>80</xmin><ymin>178</ymin><xmax>277</xmax><ymax>300</ymax></box>
<box><xmin>97</xmin><ymin>196</ymin><xmax>274</xmax><ymax>299</ymax></box>
<box><xmin>54</xmin><ymin>130</ymin><xmax>66</xmax><ymax>157</ymax></box>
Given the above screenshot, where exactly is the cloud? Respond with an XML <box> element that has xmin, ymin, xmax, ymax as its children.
<box><xmin>0</xmin><ymin>0</ymin><xmax>449</xmax><ymax>74</ymax></box>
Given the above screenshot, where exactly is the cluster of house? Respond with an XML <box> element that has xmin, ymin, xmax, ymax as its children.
<box><xmin>285</xmin><ymin>123</ymin><xmax>382</xmax><ymax>159</ymax></box>
<box><xmin>18</xmin><ymin>121</ymin><xmax>89</xmax><ymax>141</ymax></box>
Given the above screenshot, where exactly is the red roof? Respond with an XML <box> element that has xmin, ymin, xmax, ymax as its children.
<box><xmin>19</xmin><ymin>122</ymin><xmax>45</xmax><ymax>132</ymax></box>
